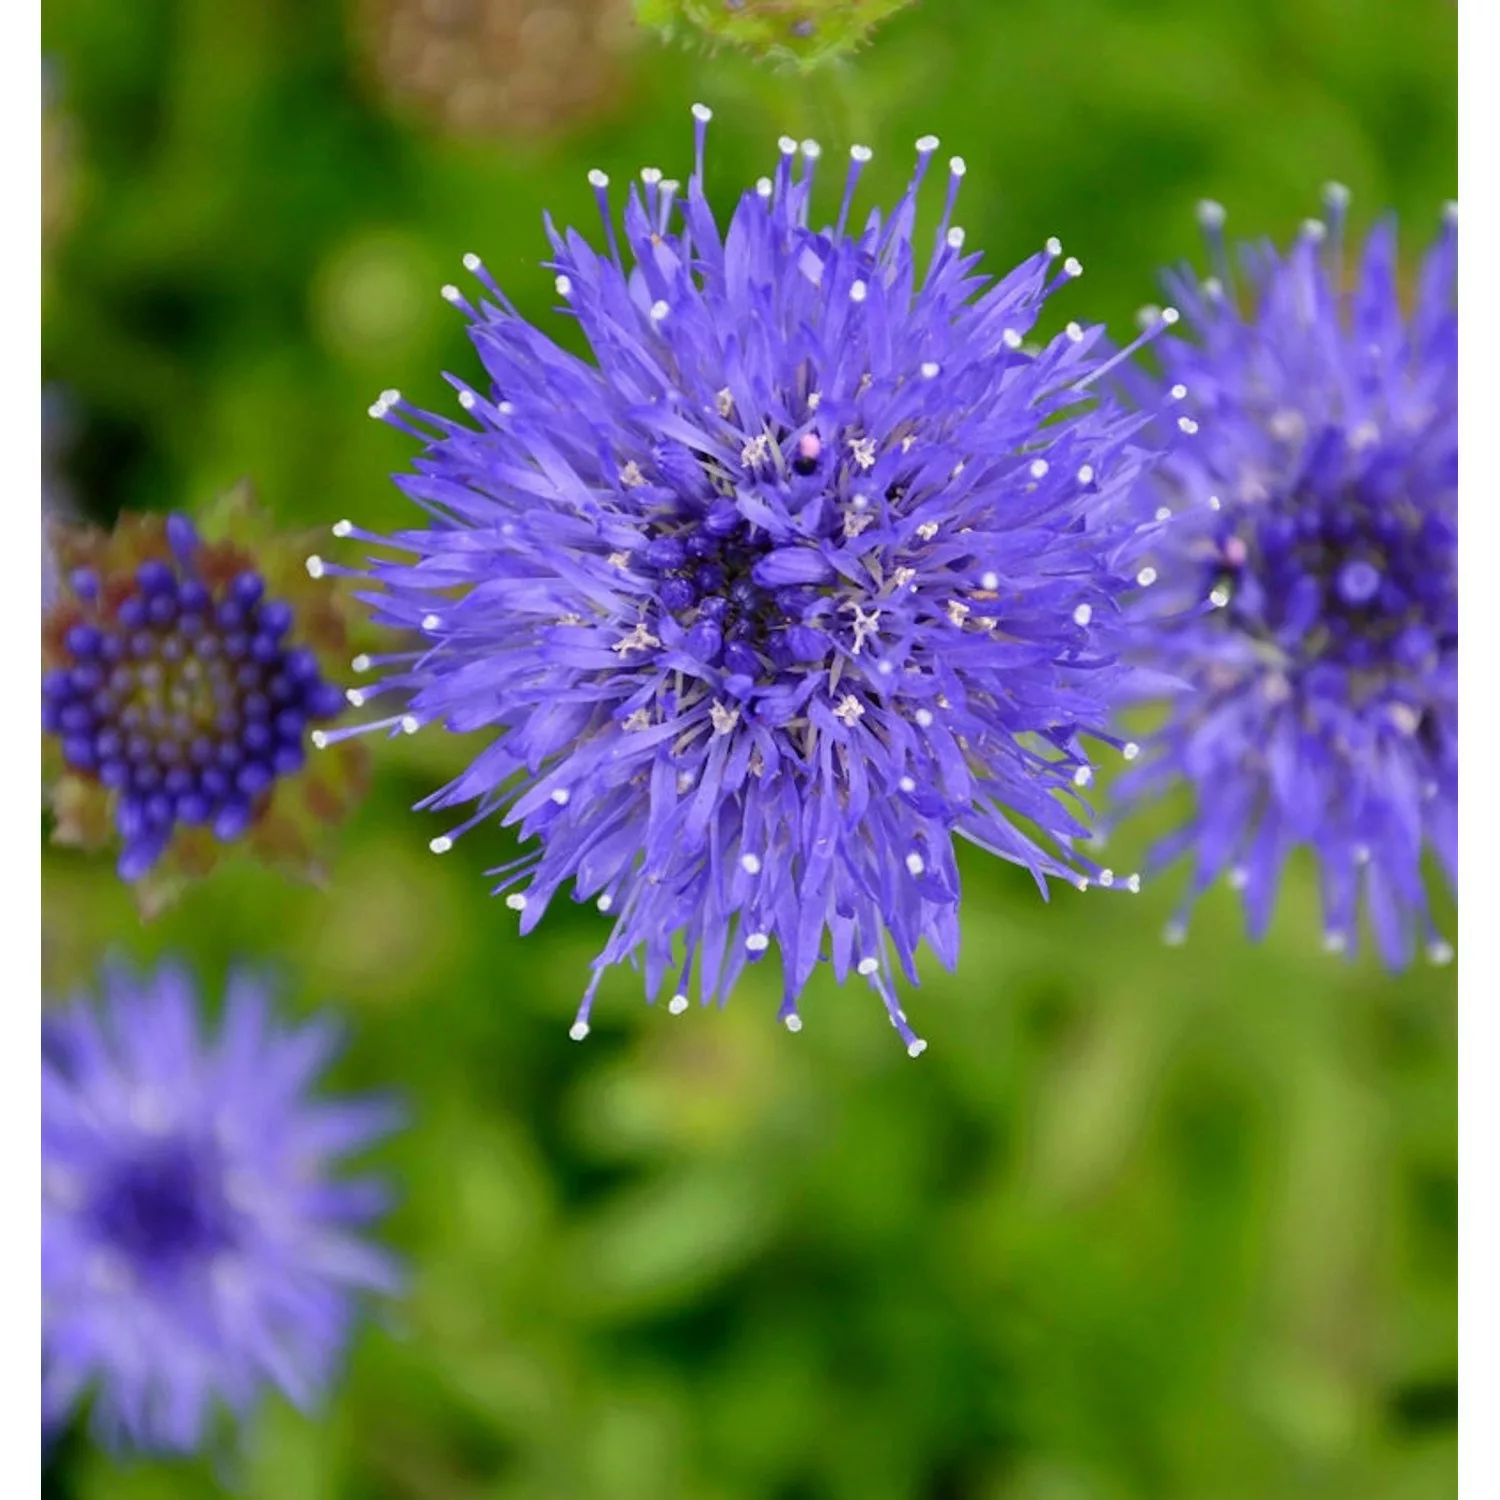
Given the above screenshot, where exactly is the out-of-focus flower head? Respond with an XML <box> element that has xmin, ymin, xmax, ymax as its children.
<box><xmin>358</xmin><ymin>0</ymin><xmax>636</xmax><ymax>140</ymax></box>
<box><xmin>637</xmin><ymin>0</ymin><xmax>917</xmax><ymax>69</ymax></box>
<box><xmin>41</xmin><ymin>485</ymin><xmax>370</xmax><ymax>914</ymax></box>
<box><xmin>334</xmin><ymin>109</ymin><xmax>1175</xmax><ymax>1051</ymax></box>
<box><xmin>42</xmin><ymin>959</ymin><xmax>403</xmax><ymax>1453</ymax></box>
<box><xmin>1120</xmin><ymin>191</ymin><xmax>1457</xmax><ymax>967</ymax></box>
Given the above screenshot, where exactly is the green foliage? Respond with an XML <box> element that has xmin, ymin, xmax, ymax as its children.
<box><xmin>637</xmin><ymin>0</ymin><xmax>919</xmax><ymax>71</ymax></box>
<box><xmin>42</xmin><ymin>0</ymin><xmax>1456</xmax><ymax>1496</ymax></box>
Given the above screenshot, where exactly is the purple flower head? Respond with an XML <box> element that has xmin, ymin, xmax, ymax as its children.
<box><xmin>1121</xmin><ymin>190</ymin><xmax>1457</xmax><ymax>967</ymax></box>
<box><xmin>42</xmin><ymin>960</ymin><xmax>402</xmax><ymax>1454</ymax></box>
<box><xmin>338</xmin><ymin>108</ymin><xmax>1173</xmax><ymax>1050</ymax></box>
<box><xmin>42</xmin><ymin>493</ymin><xmax>372</xmax><ymax>913</ymax></box>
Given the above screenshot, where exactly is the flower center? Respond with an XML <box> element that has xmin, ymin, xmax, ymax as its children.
<box><xmin>88</xmin><ymin>1141</ymin><xmax>235</xmax><ymax>1275</ymax></box>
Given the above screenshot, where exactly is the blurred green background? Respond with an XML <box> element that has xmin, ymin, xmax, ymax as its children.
<box><xmin>41</xmin><ymin>1</ymin><xmax>1457</xmax><ymax>1496</ymax></box>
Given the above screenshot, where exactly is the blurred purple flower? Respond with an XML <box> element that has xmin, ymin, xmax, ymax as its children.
<box><xmin>42</xmin><ymin>960</ymin><xmax>402</xmax><ymax>1453</ymax></box>
<box><xmin>1122</xmin><ymin>191</ymin><xmax>1457</xmax><ymax>967</ymax></box>
<box><xmin>336</xmin><ymin>108</ymin><xmax>1172</xmax><ymax>1049</ymax></box>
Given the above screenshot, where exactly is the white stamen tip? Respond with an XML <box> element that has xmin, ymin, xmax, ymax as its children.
<box><xmin>949</xmin><ymin>155</ymin><xmax>966</xmax><ymax>176</ymax></box>
<box><xmin>778</xmin><ymin>135</ymin><xmax>798</xmax><ymax>156</ymax></box>
<box><xmin>1045</xmin><ymin>236</ymin><xmax>1063</xmax><ymax>257</ymax></box>
<box><xmin>587</xmin><ymin>168</ymin><xmax>609</xmax><ymax>188</ymax></box>
<box><xmin>947</xmin><ymin>227</ymin><xmax>966</xmax><ymax>249</ymax></box>
<box><xmin>1197</xmin><ymin>199</ymin><xmax>1227</xmax><ymax>228</ymax></box>
<box><xmin>1163</xmin><ymin>920</ymin><xmax>1187</xmax><ymax>946</ymax></box>
<box><xmin>1302</xmin><ymin>218</ymin><xmax>1327</xmax><ymax>242</ymax></box>
<box><xmin>1073</xmin><ymin>603</ymin><xmax>1093</xmax><ymax>627</ymax></box>
<box><xmin>1123</xmin><ymin>741</ymin><xmax>1141</xmax><ymax>761</ymax></box>
<box><xmin>691</xmin><ymin>102</ymin><xmax>713</xmax><ymax>122</ymax></box>
<box><xmin>1427</xmin><ymin>939</ymin><xmax>1455</xmax><ymax>966</ymax></box>
<box><xmin>550</xmin><ymin>788</ymin><xmax>570</xmax><ymax>806</ymax></box>
<box><xmin>1209</xmin><ymin>587</ymin><xmax>1230</xmax><ymax>608</ymax></box>
<box><xmin>746</xmin><ymin>933</ymin><xmax>770</xmax><ymax>952</ymax></box>
<box><xmin>907</xmin><ymin>1039</ymin><xmax>927</xmax><ymax>1058</ymax></box>
<box><xmin>898</xmin><ymin>775</ymin><xmax>916</xmax><ymax>793</ymax></box>
<box><xmin>980</xmin><ymin>570</ymin><xmax>999</xmax><ymax>590</ymax></box>
<box><xmin>401</xmin><ymin>715</ymin><xmax>420</xmax><ymax>735</ymax></box>
<box><xmin>1170</xmin><ymin>384</ymin><xmax>1188</xmax><ymax>401</ymax></box>
<box><xmin>306</xmin><ymin>555</ymin><xmax>325</xmax><ymax>578</ymax></box>
<box><xmin>1208</xmin><ymin>495</ymin><xmax>1222</xmax><ymax>511</ymax></box>
<box><xmin>1227</xmin><ymin>865</ymin><xmax>1249</xmax><ymax>891</ymax></box>
<box><xmin>505</xmin><ymin>893</ymin><xmax>528</xmax><ymax>911</ymax></box>
<box><xmin>1065</xmin><ymin>321</ymin><xmax>1084</xmax><ymax>342</ymax></box>
<box><xmin>1324</xmin><ymin>181</ymin><xmax>1351</xmax><ymax>208</ymax></box>
<box><xmin>1077</xmin><ymin>465</ymin><xmax>1095</xmax><ymax>485</ymax></box>
<box><xmin>555</xmin><ymin>275</ymin><xmax>572</xmax><ymax>296</ymax></box>
<box><xmin>921</xmin><ymin>361</ymin><xmax>941</xmax><ymax>379</ymax></box>
<box><xmin>915</xmin><ymin>134</ymin><xmax>940</xmax><ymax>153</ymax></box>
<box><xmin>441</xmin><ymin>284</ymin><xmax>461</xmax><ymax>303</ymax></box>
<box><xmin>1323</xmin><ymin>930</ymin><xmax>1348</xmax><ymax>954</ymax></box>
<box><xmin>668</xmin><ymin>994</ymin><xmax>689</xmax><ymax>1014</ymax></box>
<box><xmin>1063</xmin><ymin>257</ymin><xmax>1083</xmax><ymax>278</ymax></box>
<box><xmin>351</xmin><ymin>654</ymin><xmax>372</xmax><ymax>673</ymax></box>
<box><xmin>1443</xmin><ymin>200</ymin><xmax>1458</xmax><ymax>224</ymax></box>
<box><xmin>462</xmin><ymin>253</ymin><xmax>481</xmax><ymax>271</ymax></box>
<box><xmin>1161</xmin><ymin>306</ymin><xmax>1180</xmax><ymax>325</ymax></box>
<box><xmin>784</xmin><ymin>1013</ymin><xmax>803</xmax><ymax>1033</ymax></box>
<box><xmin>641</xmin><ymin>166</ymin><xmax>662</xmax><ymax>185</ymax></box>
<box><xmin>310</xmin><ymin>730</ymin><xmax>329</xmax><ymax>750</ymax></box>
<box><xmin>422</xmin><ymin>613</ymin><xmax>442</xmax><ymax>631</ymax></box>
<box><xmin>850</xmin><ymin>280</ymin><xmax>868</xmax><ymax>303</ymax></box>
<box><xmin>857</xmin><ymin>956</ymin><xmax>879</xmax><ymax>975</ymax></box>
<box><xmin>457</xmin><ymin>390</ymin><xmax>476</xmax><ymax>410</ymax></box>
<box><xmin>801</xmin><ymin>139</ymin><xmax>821</xmax><ymax>159</ymax></box>
<box><xmin>915</xmin><ymin>708</ymin><xmax>934</xmax><ymax>728</ymax></box>
<box><xmin>650</xmin><ymin>300</ymin><xmax>669</xmax><ymax>322</ymax></box>
<box><xmin>345</xmin><ymin>687</ymin><xmax>365</xmax><ymax>707</ymax></box>
<box><xmin>332</xmin><ymin>519</ymin><xmax>353</xmax><ymax>538</ymax></box>
<box><xmin>569</xmin><ymin>1021</ymin><xmax>590</xmax><ymax>1041</ymax></box>
<box><xmin>756</xmin><ymin>177</ymin><xmax>773</xmax><ymax>199</ymax></box>
<box><xmin>1099</xmin><ymin>869</ymin><xmax>1115</xmax><ymax>888</ymax></box>
<box><xmin>1030</xmin><ymin>459</ymin><xmax>1050</xmax><ymax>479</ymax></box>
<box><xmin>1002</xmin><ymin>328</ymin><xmax>1023</xmax><ymax>349</ymax></box>
<box><xmin>740</xmin><ymin>852</ymin><xmax>762</xmax><ymax>875</ymax></box>
<box><xmin>1178</xmin><ymin>416</ymin><xmax>1200</xmax><ymax>434</ymax></box>
<box><xmin>1155</xmin><ymin>506</ymin><xmax>1173</xmax><ymax>522</ymax></box>
<box><xmin>1126</xmin><ymin>873</ymin><xmax>1142</xmax><ymax>893</ymax></box>
<box><xmin>1073</xmin><ymin>766</ymin><xmax>1093</xmax><ymax>788</ymax></box>
<box><xmin>428</xmin><ymin>834</ymin><xmax>453</xmax><ymax>854</ymax></box>
<box><xmin>596</xmin><ymin>894</ymin><xmax>614</xmax><ymax>913</ymax></box>
<box><xmin>850</xmin><ymin>144</ymin><xmax>873</xmax><ymax>162</ymax></box>
<box><xmin>905</xmin><ymin>852</ymin><xmax>926</xmax><ymax>876</ymax></box>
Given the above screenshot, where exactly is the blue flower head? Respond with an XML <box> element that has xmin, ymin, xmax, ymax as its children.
<box><xmin>42</xmin><ymin>961</ymin><xmax>402</xmax><ymax>1454</ymax></box>
<box><xmin>1121</xmin><ymin>190</ymin><xmax>1457</xmax><ymax>966</ymax></box>
<box><xmin>336</xmin><ymin>108</ymin><xmax>1173</xmax><ymax>1050</ymax></box>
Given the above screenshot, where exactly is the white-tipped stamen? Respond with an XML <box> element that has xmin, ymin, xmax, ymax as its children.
<box><xmin>1065</xmin><ymin>321</ymin><xmax>1084</xmax><ymax>342</ymax></box>
<box><xmin>462</xmin><ymin>252</ymin><xmax>481</xmax><ymax>271</ymax></box>
<box><xmin>1099</xmin><ymin>869</ymin><xmax>1115</xmax><ymax>888</ymax></box>
<box><xmin>1209</xmin><ymin>587</ymin><xmax>1230</xmax><ymax>608</ymax></box>
<box><xmin>857</xmin><ymin>956</ymin><xmax>879</xmax><ymax>976</ymax></box>
<box><xmin>1197</xmin><ymin>199</ymin><xmax>1227</xmax><ymax>228</ymax></box>
<box><xmin>784</xmin><ymin>1014</ymin><xmax>803</xmax><ymax>1033</ymax></box>
<box><xmin>850</xmin><ymin>279</ymin><xmax>868</xmax><ymax>303</ymax></box>
<box><xmin>1002</xmin><ymin>328</ymin><xmax>1023</xmax><ymax>349</ymax></box>
<box><xmin>921</xmin><ymin>361</ymin><xmax>940</xmax><ymax>379</ymax></box>
<box><xmin>746</xmin><ymin>932</ymin><xmax>770</xmax><ymax>952</ymax></box>
<box><xmin>441</xmin><ymin>284</ymin><xmax>461</xmax><ymax>303</ymax></box>
<box><xmin>596</xmin><ymin>894</ymin><xmax>614</xmax><ymax>913</ymax></box>
<box><xmin>332</xmin><ymin>519</ymin><xmax>353</xmax><ymax>538</ymax></box>
<box><xmin>1045</xmin><ymin>236</ymin><xmax>1062</xmax><ymax>257</ymax></box>
<box><xmin>1073</xmin><ymin>766</ymin><xmax>1093</xmax><ymax>788</ymax></box>
<box><xmin>1030</xmin><ymin>459</ymin><xmax>1049</xmax><ymax>479</ymax></box>
<box><xmin>691</xmin><ymin>102</ymin><xmax>712</xmax><ymax>122</ymax></box>
<box><xmin>1161</xmin><ymin>306</ymin><xmax>1180</xmax><ymax>325</ymax></box>
<box><xmin>429</xmin><ymin>835</ymin><xmax>452</xmax><ymax>854</ymax></box>
<box><xmin>778</xmin><ymin>135</ymin><xmax>798</xmax><ymax>156</ymax></box>
<box><xmin>457</xmin><ymin>390</ymin><xmax>476</xmax><ymax>410</ymax></box>
<box><xmin>898</xmin><ymin>775</ymin><xmax>916</xmax><ymax>793</ymax></box>
<box><xmin>649</xmin><ymin>300</ymin><xmax>669</xmax><ymax>322</ymax></box>
<box><xmin>916</xmin><ymin>134</ymin><xmax>940</xmax><ymax>153</ymax></box>
<box><xmin>851</xmin><ymin>144</ymin><xmax>873</xmax><ymax>163</ymax></box>
<box><xmin>1073</xmin><ymin>603</ymin><xmax>1093</xmax><ymax>626</ymax></box>
<box><xmin>756</xmin><ymin>177</ymin><xmax>773</xmax><ymax>199</ymax></box>
<box><xmin>310</xmin><ymin>730</ymin><xmax>329</xmax><ymax>750</ymax></box>
<box><xmin>401</xmin><ymin>716</ymin><xmax>420</xmax><ymax>734</ymax></box>
<box><xmin>345</xmin><ymin>687</ymin><xmax>365</xmax><ymax>708</ymax></box>
<box><xmin>422</xmin><ymin>613</ymin><xmax>442</xmax><ymax>630</ymax></box>
<box><xmin>555</xmin><ymin>274</ymin><xmax>572</xmax><ymax>296</ymax></box>
<box><xmin>587</xmin><ymin>168</ymin><xmax>609</xmax><ymax>188</ymax></box>
<box><xmin>914</xmin><ymin>708</ymin><xmax>934</xmax><ymax>728</ymax></box>
<box><xmin>946</xmin><ymin>227</ymin><xmax>966</xmax><ymax>250</ymax></box>
<box><xmin>351</xmin><ymin>654</ymin><xmax>372</xmax><ymax>673</ymax></box>
<box><xmin>907</xmin><ymin>1039</ymin><xmax>927</xmax><ymax>1058</ymax></box>
<box><xmin>1126</xmin><ymin>874</ymin><xmax>1142</xmax><ymax>893</ymax></box>
<box><xmin>1178</xmin><ymin>416</ymin><xmax>1199</xmax><ymax>434</ymax></box>
<box><xmin>1227</xmin><ymin>866</ymin><xmax>1249</xmax><ymax>891</ymax></box>
<box><xmin>1427</xmin><ymin>939</ymin><xmax>1455</xmax><ymax>966</ymax></box>
<box><xmin>569</xmin><ymin>1021</ymin><xmax>590</xmax><ymax>1041</ymax></box>
<box><xmin>1163</xmin><ymin>920</ymin><xmax>1187</xmax><ymax>946</ymax></box>
<box><xmin>905</xmin><ymin>852</ymin><xmax>925</xmax><ymax>876</ymax></box>
<box><xmin>1302</xmin><ymin>218</ymin><xmax>1327</xmax><ymax>242</ymax></box>
<box><xmin>668</xmin><ymin>994</ymin><xmax>689</xmax><ymax>1014</ymax></box>
<box><xmin>1063</xmin><ymin>257</ymin><xmax>1083</xmax><ymax>277</ymax></box>
<box><xmin>1077</xmin><ymin>464</ymin><xmax>1095</xmax><ymax>484</ymax></box>
<box><xmin>1170</xmin><ymin>384</ymin><xmax>1188</xmax><ymax>401</ymax></box>
<box><xmin>1123</xmin><ymin>741</ymin><xmax>1141</xmax><ymax>761</ymax></box>
<box><xmin>740</xmin><ymin>852</ymin><xmax>762</xmax><ymax>875</ymax></box>
<box><xmin>505</xmin><ymin>893</ymin><xmax>527</xmax><ymax>911</ymax></box>
<box><xmin>550</xmin><ymin>788</ymin><xmax>570</xmax><ymax>806</ymax></box>
<box><xmin>801</xmin><ymin>138</ymin><xmax>821</xmax><ymax>159</ymax></box>
<box><xmin>306</xmin><ymin>555</ymin><xmax>325</xmax><ymax>578</ymax></box>
<box><xmin>980</xmin><ymin>570</ymin><xmax>999</xmax><ymax>590</ymax></box>
<box><xmin>1323</xmin><ymin>930</ymin><xmax>1348</xmax><ymax>955</ymax></box>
